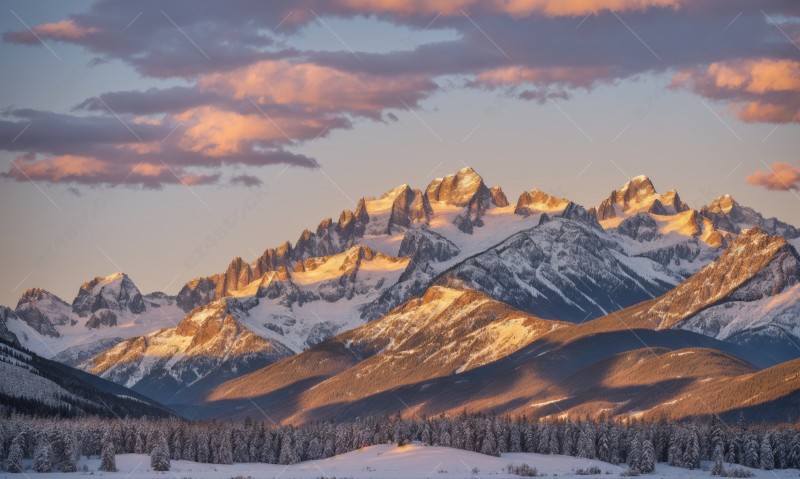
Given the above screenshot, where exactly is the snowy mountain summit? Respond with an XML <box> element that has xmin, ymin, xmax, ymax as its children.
<box><xmin>72</xmin><ymin>272</ymin><xmax>145</xmax><ymax>317</ymax></box>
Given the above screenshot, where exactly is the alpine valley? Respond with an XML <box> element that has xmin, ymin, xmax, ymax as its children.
<box><xmin>2</xmin><ymin>167</ymin><xmax>800</xmax><ymax>424</ymax></box>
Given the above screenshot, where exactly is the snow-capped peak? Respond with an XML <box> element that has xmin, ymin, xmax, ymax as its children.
<box><xmin>705</xmin><ymin>194</ymin><xmax>738</xmax><ymax>214</ymax></box>
<box><xmin>72</xmin><ymin>272</ymin><xmax>145</xmax><ymax>317</ymax></box>
<box><xmin>103</xmin><ymin>272</ymin><xmax>126</xmax><ymax>282</ymax></box>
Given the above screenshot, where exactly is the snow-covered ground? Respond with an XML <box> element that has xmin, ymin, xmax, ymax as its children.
<box><xmin>22</xmin><ymin>444</ymin><xmax>798</xmax><ymax>479</ymax></box>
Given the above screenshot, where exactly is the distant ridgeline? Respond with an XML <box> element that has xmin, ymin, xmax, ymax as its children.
<box><xmin>1</xmin><ymin>413</ymin><xmax>799</xmax><ymax>474</ymax></box>
<box><xmin>0</xmin><ymin>339</ymin><xmax>172</xmax><ymax>419</ymax></box>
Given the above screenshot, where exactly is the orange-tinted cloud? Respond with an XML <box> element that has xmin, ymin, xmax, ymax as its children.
<box><xmin>198</xmin><ymin>60</ymin><xmax>434</xmax><ymax>117</ymax></box>
<box><xmin>336</xmin><ymin>0</ymin><xmax>682</xmax><ymax>17</ymax></box>
<box><xmin>673</xmin><ymin>59</ymin><xmax>800</xmax><ymax>124</ymax></box>
<box><xmin>472</xmin><ymin>65</ymin><xmax>616</xmax><ymax>101</ymax></box>
<box><xmin>173</xmin><ymin>106</ymin><xmax>329</xmax><ymax>158</ymax></box>
<box><xmin>130</xmin><ymin>162</ymin><xmax>168</xmax><ymax>177</ymax></box>
<box><xmin>746</xmin><ymin>162</ymin><xmax>800</xmax><ymax>191</ymax></box>
<box><xmin>9</xmin><ymin>154</ymin><xmax>108</xmax><ymax>182</ymax></box>
<box><xmin>12</xmin><ymin>19</ymin><xmax>97</xmax><ymax>43</ymax></box>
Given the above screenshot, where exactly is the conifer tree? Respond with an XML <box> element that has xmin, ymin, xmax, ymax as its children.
<box><xmin>150</xmin><ymin>432</ymin><xmax>171</xmax><ymax>472</ymax></box>
<box><xmin>480</xmin><ymin>428</ymin><xmax>498</xmax><ymax>456</ymax></box>
<box><xmin>171</xmin><ymin>429</ymin><xmax>182</xmax><ymax>460</ymax></box>
<box><xmin>134</xmin><ymin>430</ymin><xmax>146</xmax><ymax>454</ymax></box>
<box><xmin>790</xmin><ymin>432</ymin><xmax>800</xmax><ymax>469</ymax></box>
<box><xmin>509</xmin><ymin>423</ymin><xmax>522</xmax><ymax>453</ymax></box>
<box><xmin>307</xmin><ymin>437</ymin><xmax>322</xmax><ymax>460</ymax></box>
<box><xmin>279</xmin><ymin>432</ymin><xmax>294</xmax><ymax>465</ymax></box>
<box><xmin>99</xmin><ymin>429</ymin><xmax>117</xmax><ymax>472</ymax></box>
<box><xmin>196</xmin><ymin>429</ymin><xmax>210</xmax><ymax>463</ymax></box>
<box><xmin>34</xmin><ymin>435</ymin><xmax>53</xmax><ymax>473</ymax></box>
<box><xmin>640</xmin><ymin>439</ymin><xmax>656</xmax><ymax>474</ymax></box>
<box><xmin>744</xmin><ymin>434</ymin><xmax>759</xmax><ymax>468</ymax></box>
<box><xmin>711</xmin><ymin>443</ymin><xmax>726</xmax><ymax>476</ymax></box>
<box><xmin>62</xmin><ymin>430</ymin><xmax>79</xmax><ymax>473</ymax></box>
<box><xmin>439</xmin><ymin>429</ymin><xmax>452</xmax><ymax>448</ymax></box>
<box><xmin>218</xmin><ymin>431</ymin><xmax>234</xmax><ymax>465</ymax></box>
<box><xmin>5</xmin><ymin>434</ymin><xmax>23</xmax><ymax>473</ymax></box>
<box><xmin>628</xmin><ymin>433</ymin><xmax>643</xmax><ymax>472</ymax></box>
<box><xmin>760</xmin><ymin>432</ymin><xmax>774</xmax><ymax>470</ymax></box>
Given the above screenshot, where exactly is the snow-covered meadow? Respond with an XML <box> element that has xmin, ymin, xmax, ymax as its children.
<box><xmin>16</xmin><ymin>444</ymin><xmax>798</xmax><ymax>479</ymax></box>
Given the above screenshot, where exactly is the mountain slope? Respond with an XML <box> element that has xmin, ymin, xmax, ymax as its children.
<box><xmin>201</xmin><ymin>287</ymin><xmax>569</xmax><ymax>421</ymax></box>
<box><xmin>81</xmin><ymin>297</ymin><xmax>293</xmax><ymax>405</ymax></box>
<box><xmin>435</xmin><ymin>214</ymin><xmax>679</xmax><ymax>321</ymax></box>
<box><xmin>620</xmin><ymin>227</ymin><xmax>800</xmax><ymax>350</ymax></box>
<box><xmin>5</xmin><ymin>273</ymin><xmax>184</xmax><ymax>362</ymax></box>
<box><xmin>0</xmin><ymin>339</ymin><xmax>172</xmax><ymax>418</ymax></box>
<box><xmin>200</xmin><ymin>227</ymin><xmax>800</xmax><ymax>423</ymax></box>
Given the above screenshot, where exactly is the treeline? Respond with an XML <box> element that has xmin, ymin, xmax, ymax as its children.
<box><xmin>1</xmin><ymin>412</ymin><xmax>799</xmax><ymax>474</ymax></box>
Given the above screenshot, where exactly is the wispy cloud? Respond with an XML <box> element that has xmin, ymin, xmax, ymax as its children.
<box><xmin>746</xmin><ymin>162</ymin><xmax>800</xmax><ymax>191</ymax></box>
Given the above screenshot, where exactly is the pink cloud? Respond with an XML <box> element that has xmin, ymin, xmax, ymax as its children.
<box><xmin>130</xmin><ymin>162</ymin><xmax>168</xmax><ymax>177</ymax></box>
<box><xmin>672</xmin><ymin>59</ymin><xmax>800</xmax><ymax>124</ymax></box>
<box><xmin>9</xmin><ymin>154</ymin><xmax>108</xmax><ymax>182</ymax></box>
<box><xmin>746</xmin><ymin>162</ymin><xmax>800</xmax><ymax>191</ymax></box>
<box><xmin>11</xmin><ymin>19</ymin><xmax>97</xmax><ymax>43</ymax></box>
<box><xmin>198</xmin><ymin>60</ymin><xmax>435</xmax><ymax>118</ymax></box>
<box><xmin>172</xmin><ymin>105</ymin><xmax>330</xmax><ymax>158</ymax></box>
<box><xmin>335</xmin><ymin>0</ymin><xmax>683</xmax><ymax>17</ymax></box>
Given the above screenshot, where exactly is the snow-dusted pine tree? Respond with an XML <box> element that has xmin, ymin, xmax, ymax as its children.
<box><xmin>439</xmin><ymin>429</ymin><xmax>452</xmax><ymax>448</ymax></box>
<box><xmin>99</xmin><ymin>429</ymin><xmax>117</xmax><ymax>472</ymax></box>
<box><xmin>683</xmin><ymin>427</ymin><xmax>700</xmax><ymax>470</ymax></box>
<box><xmin>33</xmin><ymin>434</ymin><xmax>53</xmax><ymax>473</ymax></box>
<box><xmin>576</xmin><ymin>420</ymin><xmax>596</xmax><ymax>459</ymax></box>
<box><xmin>628</xmin><ymin>433</ymin><xmax>643</xmax><ymax>472</ymax></box>
<box><xmin>744</xmin><ymin>434</ymin><xmax>759</xmax><ymax>468</ymax></box>
<box><xmin>171</xmin><ymin>429</ymin><xmax>182</xmax><ymax>460</ymax></box>
<box><xmin>711</xmin><ymin>443</ymin><xmax>726</xmax><ymax>476</ymax></box>
<box><xmin>279</xmin><ymin>432</ymin><xmax>294</xmax><ymax>465</ymax></box>
<box><xmin>509</xmin><ymin>423</ymin><xmax>522</xmax><ymax>453</ymax></box>
<box><xmin>597</xmin><ymin>427</ymin><xmax>611</xmax><ymax>463</ymax></box>
<box><xmin>196</xmin><ymin>429</ymin><xmax>210</xmax><ymax>463</ymax></box>
<box><xmin>6</xmin><ymin>434</ymin><xmax>23</xmax><ymax>473</ymax></box>
<box><xmin>790</xmin><ymin>432</ymin><xmax>800</xmax><ymax>469</ymax></box>
<box><xmin>218</xmin><ymin>431</ymin><xmax>234</xmax><ymax>465</ymax></box>
<box><xmin>760</xmin><ymin>432</ymin><xmax>775</xmax><ymax>470</ymax></box>
<box><xmin>640</xmin><ymin>439</ymin><xmax>656</xmax><ymax>473</ymax></box>
<box><xmin>62</xmin><ymin>430</ymin><xmax>78</xmax><ymax>473</ymax></box>
<box><xmin>480</xmin><ymin>428</ymin><xmax>498</xmax><ymax>456</ymax></box>
<box><xmin>134</xmin><ymin>430</ymin><xmax>145</xmax><ymax>454</ymax></box>
<box><xmin>150</xmin><ymin>432</ymin><xmax>171</xmax><ymax>472</ymax></box>
<box><xmin>233</xmin><ymin>428</ymin><xmax>248</xmax><ymax>463</ymax></box>
<box><xmin>306</xmin><ymin>437</ymin><xmax>322</xmax><ymax>461</ymax></box>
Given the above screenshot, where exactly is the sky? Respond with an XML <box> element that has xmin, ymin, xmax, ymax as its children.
<box><xmin>0</xmin><ymin>0</ymin><xmax>799</xmax><ymax>306</ymax></box>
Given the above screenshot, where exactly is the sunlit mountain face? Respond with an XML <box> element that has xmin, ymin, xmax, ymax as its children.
<box><xmin>1</xmin><ymin>2</ymin><xmax>799</xmax><ymax>477</ymax></box>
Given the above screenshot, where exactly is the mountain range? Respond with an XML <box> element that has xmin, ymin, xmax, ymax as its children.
<box><xmin>1</xmin><ymin>167</ymin><xmax>799</xmax><ymax>424</ymax></box>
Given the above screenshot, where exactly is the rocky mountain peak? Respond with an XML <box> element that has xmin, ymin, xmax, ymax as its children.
<box><xmin>644</xmin><ymin>227</ymin><xmax>800</xmax><ymax>330</ymax></box>
<box><xmin>618</xmin><ymin>175</ymin><xmax>657</xmax><ymax>201</ymax></box>
<box><xmin>704</xmin><ymin>194</ymin><xmax>738</xmax><ymax>215</ymax></box>
<box><xmin>354</xmin><ymin>198</ymin><xmax>370</xmax><ymax>223</ymax></box>
<box><xmin>700</xmin><ymin>195</ymin><xmax>799</xmax><ymax>239</ymax></box>
<box><xmin>425</xmin><ymin>166</ymin><xmax>490</xmax><ymax>207</ymax></box>
<box><xmin>490</xmin><ymin>186</ymin><xmax>509</xmax><ymax>207</ymax></box>
<box><xmin>72</xmin><ymin>272</ymin><xmax>145</xmax><ymax>317</ymax></box>
<box><xmin>514</xmin><ymin>189</ymin><xmax>570</xmax><ymax>216</ymax></box>
<box><xmin>596</xmin><ymin>175</ymin><xmax>689</xmax><ymax>221</ymax></box>
<box><xmin>15</xmin><ymin>288</ymin><xmax>73</xmax><ymax>337</ymax></box>
<box><xmin>381</xmin><ymin>184</ymin><xmax>412</xmax><ymax>200</ymax></box>
<box><xmin>19</xmin><ymin>287</ymin><xmax>66</xmax><ymax>304</ymax></box>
